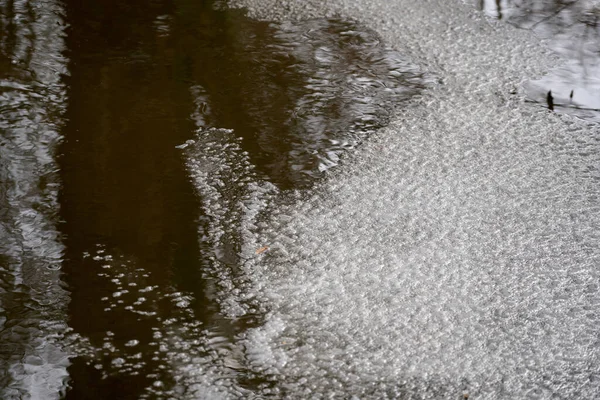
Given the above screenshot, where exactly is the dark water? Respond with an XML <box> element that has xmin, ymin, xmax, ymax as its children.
<box><xmin>59</xmin><ymin>0</ymin><xmax>206</xmax><ymax>397</ymax></box>
<box><xmin>1</xmin><ymin>0</ymin><xmax>424</xmax><ymax>398</ymax></box>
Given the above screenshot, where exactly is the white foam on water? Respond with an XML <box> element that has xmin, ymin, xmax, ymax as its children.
<box><xmin>185</xmin><ymin>95</ymin><xmax>279</xmax><ymax>318</ymax></box>
<box><xmin>208</xmin><ymin>0</ymin><xmax>600</xmax><ymax>398</ymax></box>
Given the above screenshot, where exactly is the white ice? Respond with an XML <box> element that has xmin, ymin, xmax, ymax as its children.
<box><xmin>191</xmin><ymin>0</ymin><xmax>600</xmax><ymax>398</ymax></box>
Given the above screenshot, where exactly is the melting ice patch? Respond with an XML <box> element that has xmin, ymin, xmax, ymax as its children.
<box><xmin>217</xmin><ymin>0</ymin><xmax>600</xmax><ymax>398</ymax></box>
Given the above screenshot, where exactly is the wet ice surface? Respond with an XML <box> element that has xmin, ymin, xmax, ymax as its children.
<box><xmin>0</xmin><ymin>1</ymin><xmax>72</xmax><ymax>398</ymax></box>
<box><xmin>186</xmin><ymin>0</ymin><xmax>600</xmax><ymax>398</ymax></box>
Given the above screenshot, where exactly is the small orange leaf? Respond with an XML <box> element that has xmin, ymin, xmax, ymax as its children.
<box><xmin>255</xmin><ymin>246</ymin><xmax>269</xmax><ymax>255</ymax></box>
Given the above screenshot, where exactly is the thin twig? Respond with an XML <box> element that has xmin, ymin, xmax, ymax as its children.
<box><xmin>529</xmin><ymin>1</ymin><xmax>579</xmax><ymax>29</ymax></box>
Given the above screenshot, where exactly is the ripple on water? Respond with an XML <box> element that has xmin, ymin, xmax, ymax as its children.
<box><xmin>68</xmin><ymin>246</ymin><xmax>250</xmax><ymax>399</ymax></box>
<box><xmin>192</xmin><ymin>17</ymin><xmax>428</xmax><ymax>189</ymax></box>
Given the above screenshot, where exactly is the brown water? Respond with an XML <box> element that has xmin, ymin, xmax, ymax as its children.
<box><xmin>59</xmin><ymin>1</ymin><xmax>206</xmax><ymax>397</ymax></box>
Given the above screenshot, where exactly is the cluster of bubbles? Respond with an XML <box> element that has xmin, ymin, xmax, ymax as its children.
<box><xmin>67</xmin><ymin>246</ymin><xmax>248</xmax><ymax>398</ymax></box>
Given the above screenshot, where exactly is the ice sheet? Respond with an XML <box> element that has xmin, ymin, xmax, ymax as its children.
<box><xmin>192</xmin><ymin>0</ymin><xmax>600</xmax><ymax>398</ymax></box>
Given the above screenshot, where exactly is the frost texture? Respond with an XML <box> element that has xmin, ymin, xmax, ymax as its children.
<box><xmin>206</xmin><ymin>0</ymin><xmax>600</xmax><ymax>398</ymax></box>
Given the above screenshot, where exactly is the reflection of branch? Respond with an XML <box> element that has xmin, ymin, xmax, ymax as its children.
<box><xmin>563</xmin><ymin>104</ymin><xmax>600</xmax><ymax>112</ymax></box>
<box><xmin>496</xmin><ymin>0</ymin><xmax>502</xmax><ymax>20</ymax></box>
<box><xmin>580</xmin><ymin>24</ymin><xmax>589</xmax><ymax>77</ymax></box>
<box><xmin>526</xmin><ymin>98</ymin><xmax>600</xmax><ymax>112</ymax></box>
<box><xmin>529</xmin><ymin>1</ymin><xmax>579</xmax><ymax>29</ymax></box>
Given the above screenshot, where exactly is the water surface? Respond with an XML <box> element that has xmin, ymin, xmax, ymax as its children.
<box><xmin>0</xmin><ymin>1</ymin><xmax>70</xmax><ymax>398</ymax></box>
<box><xmin>1</xmin><ymin>0</ymin><xmax>426</xmax><ymax>398</ymax></box>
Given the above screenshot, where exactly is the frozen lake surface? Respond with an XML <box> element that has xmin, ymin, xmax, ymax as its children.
<box><xmin>1</xmin><ymin>0</ymin><xmax>600</xmax><ymax>398</ymax></box>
